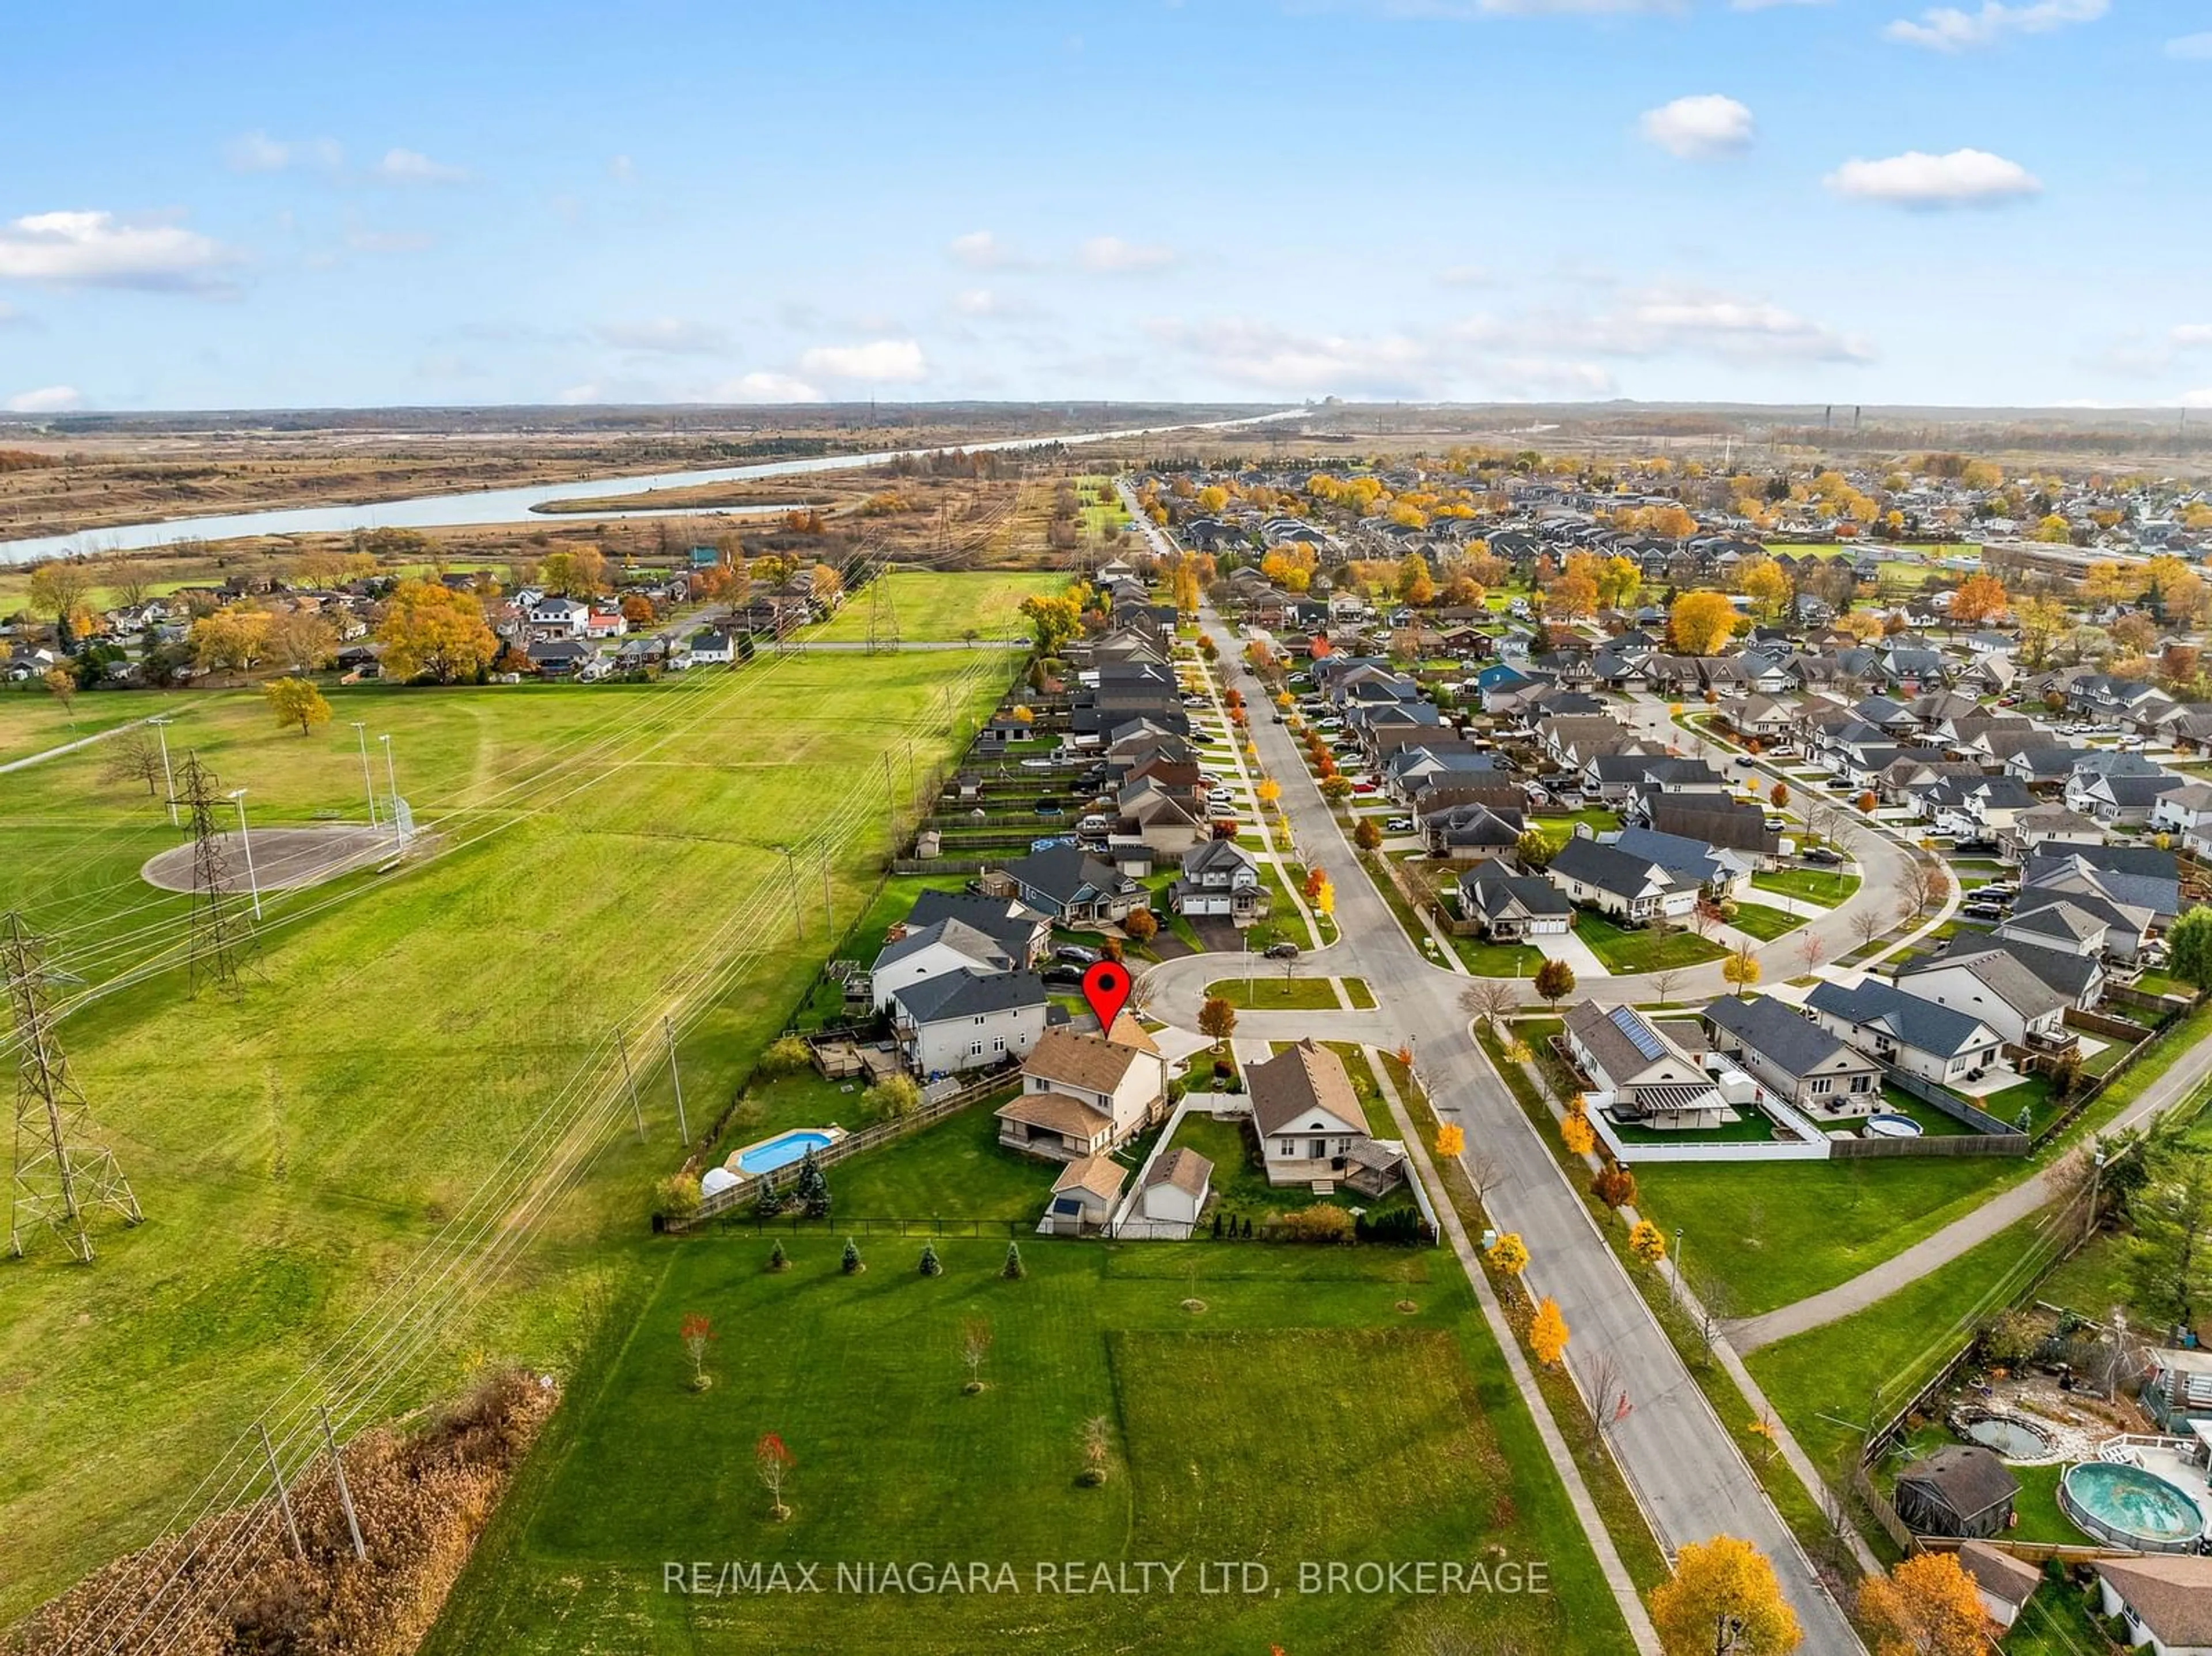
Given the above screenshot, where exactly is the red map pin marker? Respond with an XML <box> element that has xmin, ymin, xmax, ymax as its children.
<box><xmin>1080</xmin><ymin>958</ymin><xmax>1131</xmax><ymax>1032</ymax></box>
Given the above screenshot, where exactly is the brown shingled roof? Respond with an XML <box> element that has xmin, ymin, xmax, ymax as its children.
<box><xmin>1248</xmin><ymin>1039</ymin><xmax>1368</xmax><ymax>1138</ymax></box>
<box><xmin>2094</xmin><ymin>1556</ymin><xmax>2212</xmax><ymax>1647</ymax></box>
<box><xmin>1024</xmin><ymin>1026</ymin><xmax>1147</xmax><ymax>1094</ymax></box>
<box><xmin>1143</xmin><ymin>1146</ymin><xmax>1213</xmax><ymax>1195</ymax></box>
<box><xmin>995</xmin><ymin>1092</ymin><xmax>1111</xmax><ymax>1138</ymax></box>
<box><xmin>1052</xmin><ymin>1154</ymin><xmax>1127</xmax><ymax>1202</ymax></box>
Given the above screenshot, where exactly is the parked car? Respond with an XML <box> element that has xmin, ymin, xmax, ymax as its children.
<box><xmin>1802</xmin><ymin>847</ymin><xmax>1844</xmax><ymax>866</ymax></box>
<box><xmin>1264</xmin><ymin>942</ymin><xmax>1300</xmax><ymax>960</ymax></box>
<box><xmin>1351</xmin><ymin>781</ymin><xmax>1378</xmax><ymax>794</ymax></box>
<box><xmin>1764</xmin><ymin>816</ymin><xmax>1787</xmax><ymax>831</ymax></box>
<box><xmin>1386</xmin><ymin>816</ymin><xmax>1415</xmax><ymax>832</ymax></box>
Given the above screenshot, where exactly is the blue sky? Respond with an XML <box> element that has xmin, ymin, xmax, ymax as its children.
<box><xmin>1</xmin><ymin>0</ymin><xmax>2206</xmax><ymax>412</ymax></box>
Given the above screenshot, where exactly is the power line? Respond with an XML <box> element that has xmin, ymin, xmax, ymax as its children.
<box><xmin>173</xmin><ymin>752</ymin><xmax>254</xmax><ymax>997</ymax></box>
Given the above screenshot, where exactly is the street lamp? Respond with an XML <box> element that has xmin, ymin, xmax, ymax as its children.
<box><xmin>380</xmin><ymin>734</ymin><xmax>405</xmax><ymax>847</ymax></box>
<box><xmin>227</xmin><ymin>787</ymin><xmax>262</xmax><ymax>919</ymax></box>
<box><xmin>351</xmin><ymin>721</ymin><xmax>378</xmax><ymax>829</ymax></box>
<box><xmin>1673</xmin><ymin>1227</ymin><xmax>1686</xmax><ymax>1310</ymax></box>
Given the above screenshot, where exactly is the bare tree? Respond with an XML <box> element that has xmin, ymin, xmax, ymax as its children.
<box><xmin>1906</xmin><ymin>859</ymin><xmax>1949</xmax><ymax>918</ymax></box>
<box><xmin>100</xmin><ymin>731</ymin><xmax>166</xmax><ymax>799</ymax></box>
<box><xmin>1849</xmin><ymin>901</ymin><xmax>1888</xmax><ymax>954</ymax></box>
<box><xmin>1796</xmin><ymin>931</ymin><xmax>1827</xmax><ymax>972</ymax></box>
<box><xmin>1582</xmin><ymin>1350</ymin><xmax>1631</xmax><ymax>1442</ymax></box>
<box><xmin>1462</xmin><ymin>978</ymin><xmax>1521</xmax><ymax>1027</ymax></box>
<box><xmin>1690</xmin><ymin>901</ymin><xmax>1723</xmax><ymax>941</ymax></box>
<box><xmin>960</xmin><ymin>1317</ymin><xmax>993</xmax><ymax>1393</ymax></box>
<box><xmin>1649</xmin><ymin>965</ymin><xmax>1684</xmax><ymax>1008</ymax></box>
<box><xmin>1463</xmin><ymin>1145</ymin><xmax>1508</xmax><ymax>1212</ymax></box>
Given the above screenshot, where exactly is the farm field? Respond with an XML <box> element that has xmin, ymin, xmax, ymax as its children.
<box><xmin>808</xmin><ymin>570</ymin><xmax>1063</xmax><ymax>642</ymax></box>
<box><xmin>0</xmin><ymin>645</ymin><xmax>1015</xmax><ymax>1626</ymax></box>
<box><xmin>427</xmin><ymin>1232</ymin><xmax>1626</xmax><ymax>1656</ymax></box>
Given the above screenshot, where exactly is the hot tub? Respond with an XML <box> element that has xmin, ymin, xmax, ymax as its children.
<box><xmin>2060</xmin><ymin>1460</ymin><xmax>2207</xmax><ymax>1552</ymax></box>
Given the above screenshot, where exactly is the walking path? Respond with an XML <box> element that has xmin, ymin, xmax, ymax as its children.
<box><xmin>0</xmin><ymin>712</ymin><xmax>166</xmax><ymax>775</ymax></box>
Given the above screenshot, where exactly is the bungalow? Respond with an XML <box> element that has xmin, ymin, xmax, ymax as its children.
<box><xmin>1702</xmin><ymin>993</ymin><xmax>1882</xmax><ymax>1120</ymax></box>
<box><xmin>1002</xmin><ymin>843</ymin><xmax>1150</xmax><ymax>927</ymax></box>
<box><xmin>1171</xmin><ymin>837</ymin><xmax>1266</xmax><ymax>924</ymax></box>
<box><xmin>1804</xmin><ymin>977</ymin><xmax>2005</xmax><ymax>1087</ymax></box>
<box><xmin>1611</xmin><ymin>825</ymin><xmax>1751</xmax><ymax>900</ymax></box>
<box><xmin>1895</xmin><ymin>949</ymin><xmax>2073</xmax><ymax>1049</ymax></box>
<box><xmin>2093</xmin><ymin>1556</ymin><xmax>2212</xmax><ymax>1653</ymax></box>
<box><xmin>1248</xmin><ymin>1039</ymin><xmax>1403</xmax><ymax>1193</ymax></box>
<box><xmin>1563</xmin><ymin>1001</ymin><xmax>1736</xmax><ymax>1131</ymax></box>
<box><xmin>890</xmin><ymin>969</ymin><xmax>1051</xmax><ymax>1077</ymax></box>
<box><xmin>1424</xmin><ymin>800</ymin><xmax>1525</xmax><ymax>862</ymax></box>
<box><xmin>2069</xmin><ymin>769</ymin><xmax>2186</xmax><ymax>829</ymax></box>
<box><xmin>1547</xmin><ymin>836</ymin><xmax>1699</xmax><ymax>924</ymax></box>
<box><xmin>1646</xmin><ymin>795</ymin><xmax>1781</xmax><ymax>858</ymax></box>
<box><xmin>995</xmin><ymin>1018</ymin><xmax>1170</xmax><ymax>1161</ymax></box>
<box><xmin>688</xmin><ymin>628</ymin><xmax>737</xmax><ymax>666</ymax></box>
<box><xmin>1457</xmin><ymin>862</ymin><xmax>1573</xmax><ymax>941</ymax></box>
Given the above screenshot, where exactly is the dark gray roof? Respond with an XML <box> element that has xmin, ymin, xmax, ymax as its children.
<box><xmin>893</xmin><ymin>969</ymin><xmax>1048</xmax><ymax>1024</ymax></box>
<box><xmin>1459</xmin><ymin>863</ymin><xmax>1572</xmax><ymax>919</ymax></box>
<box><xmin>873</xmin><ymin>918</ymin><xmax>1013</xmax><ymax>974</ymax></box>
<box><xmin>1550</xmin><ymin>836</ymin><xmax>1685</xmax><ymax>901</ymax></box>
<box><xmin>1805</xmin><ymin>977</ymin><xmax>1998</xmax><ymax>1060</ymax></box>
<box><xmin>1702</xmin><ymin>994</ymin><xmax>1863</xmax><ymax>1081</ymax></box>
<box><xmin>1897</xmin><ymin>1446</ymin><xmax>2018</xmax><ymax>1522</ymax></box>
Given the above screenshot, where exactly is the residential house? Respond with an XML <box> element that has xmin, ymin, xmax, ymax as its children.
<box><xmin>890</xmin><ymin>970</ymin><xmax>1051</xmax><ymax>1077</ymax></box>
<box><xmin>1247</xmin><ymin>1039</ymin><xmax>1403</xmax><ymax>1193</ymax></box>
<box><xmin>869</xmin><ymin>918</ymin><xmax>1020</xmax><ymax>1013</ymax></box>
<box><xmin>1002</xmin><ymin>843</ymin><xmax>1150</xmax><ymax>927</ymax></box>
<box><xmin>1998</xmin><ymin>804</ymin><xmax>2107</xmax><ymax>864</ymax></box>
<box><xmin>2093</xmin><ymin>1556</ymin><xmax>2212</xmax><ymax>1654</ymax></box>
<box><xmin>1424</xmin><ymin>801</ymin><xmax>1525</xmax><ymax>862</ymax></box>
<box><xmin>1701</xmin><ymin>993</ymin><xmax>1882</xmax><ymax>1120</ymax></box>
<box><xmin>1645</xmin><ymin>795</ymin><xmax>1781</xmax><ymax>858</ymax></box>
<box><xmin>1563</xmin><ymin>1001</ymin><xmax>1738</xmax><ymax>1131</ymax></box>
<box><xmin>1457</xmin><ymin>862</ymin><xmax>1573</xmax><ymax>941</ymax></box>
<box><xmin>1895</xmin><ymin>949</ymin><xmax>2074</xmax><ymax>1049</ymax></box>
<box><xmin>1547</xmin><ymin>835</ymin><xmax>1701</xmax><ymax>924</ymax></box>
<box><xmin>994</xmin><ymin>1018</ymin><xmax>1170</xmax><ymax>1161</ymax></box>
<box><xmin>527</xmin><ymin>594</ymin><xmax>589</xmax><ymax>635</ymax></box>
<box><xmin>1804</xmin><ymin>977</ymin><xmax>2006</xmax><ymax>1087</ymax></box>
<box><xmin>1956</xmin><ymin>1541</ymin><xmax>2040</xmax><ymax>1633</ymax></box>
<box><xmin>904</xmin><ymin>888</ymin><xmax>1051</xmax><ymax>968</ymax></box>
<box><xmin>1611</xmin><ymin>825</ymin><xmax>1752</xmax><ymax>900</ymax></box>
<box><xmin>1171</xmin><ymin>838</ymin><xmax>1266</xmax><ymax>924</ymax></box>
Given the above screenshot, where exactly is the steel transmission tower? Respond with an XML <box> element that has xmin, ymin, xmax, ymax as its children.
<box><xmin>175</xmin><ymin>752</ymin><xmax>255</xmax><ymax>995</ymax></box>
<box><xmin>863</xmin><ymin>560</ymin><xmax>900</xmax><ymax>655</ymax></box>
<box><xmin>6</xmin><ymin>913</ymin><xmax>142</xmax><ymax>1261</ymax></box>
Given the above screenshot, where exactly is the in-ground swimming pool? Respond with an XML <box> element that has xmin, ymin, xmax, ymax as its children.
<box><xmin>735</xmin><ymin>1129</ymin><xmax>836</xmax><ymax>1177</ymax></box>
<box><xmin>2060</xmin><ymin>1460</ymin><xmax>2207</xmax><ymax>1552</ymax></box>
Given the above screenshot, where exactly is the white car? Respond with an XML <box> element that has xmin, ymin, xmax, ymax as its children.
<box><xmin>1386</xmin><ymin>816</ymin><xmax>1415</xmax><ymax>832</ymax></box>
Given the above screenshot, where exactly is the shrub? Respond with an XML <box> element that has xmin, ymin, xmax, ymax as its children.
<box><xmin>768</xmin><ymin>1240</ymin><xmax>789</xmax><ymax>1273</ymax></box>
<box><xmin>841</xmin><ymin>1237</ymin><xmax>863</xmax><ymax>1274</ymax></box>
<box><xmin>864</xmin><ymin>1073</ymin><xmax>921</xmax><ymax>1119</ymax></box>
<box><xmin>1002</xmin><ymin>1242</ymin><xmax>1025</xmax><ymax>1280</ymax></box>
<box><xmin>919</xmin><ymin>1241</ymin><xmax>943</xmax><ymax>1276</ymax></box>
<box><xmin>760</xmin><ymin>1034</ymin><xmax>812</xmax><ymax>1077</ymax></box>
<box><xmin>653</xmin><ymin>1172</ymin><xmax>702</xmax><ymax>1223</ymax></box>
<box><xmin>1354</xmin><ymin>1206</ymin><xmax>1431</xmax><ymax>1245</ymax></box>
<box><xmin>1273</xmin><ymin>1203</ymin><xmax>1355</xmax><ymax>1245</ymax></box>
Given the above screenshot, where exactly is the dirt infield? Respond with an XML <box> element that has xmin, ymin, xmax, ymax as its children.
<box><xmin>141</xmin><ymin>825</ymin><xmax>404</xmax><ymax>895</ymax></box>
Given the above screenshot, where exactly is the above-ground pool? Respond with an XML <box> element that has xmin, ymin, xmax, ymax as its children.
<box><xmin>1863</xmin><ymin>1113</ymin><xmax>1925</xmax><ymax>1139</ymax></box>
<box><xmin>2061</xmin><ymin>1461</ymin><xmax>2207</xmax><ymax>1552</ymax></box>
<box><xmin>1958</xmin><ymin>1411</ymin><xmax>2056</xmax><ymax>1461</ymax></box>
<box><xmin>733</xmin><ymin>1128</ymin><xmax>838</xmax><ymax>1177</ymax></box>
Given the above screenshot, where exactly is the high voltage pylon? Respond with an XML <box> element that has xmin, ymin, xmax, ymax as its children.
<box><xmin>175</xmin><ymin>751</ymin><xmax>256</xmax><ymax>996</ymax></box>
<box><xmin>6</xmin><ymin>912</ymin><xmax>142</xmax><ymax>1262</ymax></box>
<box><xmin>863</xmin><ymin>559</ymin><xmax>901</xmax><ymax>655</ymax></box>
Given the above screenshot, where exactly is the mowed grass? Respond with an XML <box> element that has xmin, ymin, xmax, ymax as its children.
<box><xmin>809</xmin><ymin>570</ymin><xmax>1065</xmax><ymax>642</ymax></box>
<box><xmin>427</xmin><ymin>1237</ymin><xmax>1624</xmax><ymax>1656</ymax></box>
<box><xmin>0</xmin><ymin>650</ymin><xmax>1014</xmax><ymax>1625</ymax></box>
<box><xmin>0</xmin><ymin>686</ymin><xmax>176</xmax><ymax>765</ymax></box>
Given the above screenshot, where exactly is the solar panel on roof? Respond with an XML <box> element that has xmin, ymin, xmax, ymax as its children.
<box><xmin>1608</xmin><ymin>1005</ymin><xmax>1665</xmax><ymax>1060</ymax></box>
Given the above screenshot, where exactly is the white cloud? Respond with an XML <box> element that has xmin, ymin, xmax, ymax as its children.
<box><xmin>797</xmin><ymin>339</ymin><xmax>927</xmax><ymax>381</ymax></box>
<box><xmin>953</xmin><ymin>288</ymin><xmax>1003</xmax><ymax>316</ymax></box>
<box><xmin>225</xmin><ymin>131</ymin><xmax>344</xmax><ymax>173</ymax></box>
<box><xmin>344</xmin><ymin>227</ymin><xmax>434</xmax><ymax>255</ymax></box>
<box><xmin>597</xmin><ymin>317</ymin><xmax>731</xmax><ymax>355</ymax></box>
<box><xmin>1639</xmin><ymin>94</ymin><xmax>1755</xmax><ymax>160</ymax></box>
<box><xmin>2175</xmin><ymin>324</ymin><xmax>2212</xmax><ymax>349</ymax></box>
<box><xmin>374</xmin><ymin>147</ymin><xmax>469</xmax><ymax>184</ymax></box>
<box><xmin>2181</xmin><ymin>388</ymin><xmax>2212</xmax><ymax>410</ymax></box>
<box><xmin>1080</xmin><ymin>235</ymin><xmax>1175</xmax><ymax>273</ymax></box>
<box><xmin>1731</xmin><ymin>0</ymin><xmax>1833</xmax><ymax>9</ymax></box>
<box><xmin>6</xmin><ymin>385</ymin><xmax>84</xmax><ymax>414</ymax></box>
<box><xmin>1577</xmin><ymin>287</ymin><xmax>1874</xmax><ymax>361</ymax></box>
<box><xmin>1883</xmin><ymin>0</ymin><xmax>2106</xmax><ymax>52</ymax></box>
<box><xmin>717</xmin><ymin>371</ymin><xmax>824</xmax><ymax>403</ymax></box>
<box><xmin>1436</xmin><ymin>265</ymin><xmax>1494</xmax><ymax>286</ymax></box>
<box><xmin>1823</xmin><ymin>148</ymin><xmax>2041</xmax><ymax>206</ymax></box>
<box><xmin>0</xmin><ymin>210</ymin><xmax>238</xmax><ymax>291</ymax></box>
<box><xmin>2169</xmin><ymin>32</ymin><xmax>2212</xmax><ymax>59</ymax></box>
<box><xmin>949</xmin><ymin>230</ymin><xmax>1022</xmax><ymax>269</ymax></box>
<box><xmin>555</xmin><ymin>383</ymin><xmax>602</xmax><ymax>405</ymax></box>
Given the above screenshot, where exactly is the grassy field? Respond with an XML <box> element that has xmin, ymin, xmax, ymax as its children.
<box><xmin>1727</xmin><ymin>901</ymin><xmax>1801</xmax><ymax>942</ymax></box>
<box><xmin>1204</xmin><ymin>973</ymin><xmax>1343</xmax><ymax>1010</ymax></box>
<box><xmin>0</xmin><ymin>686</ymin><xmax>176</xmax><ymax>765</ymax></box>
<box><xmin>1751</xmin><ymin>868</ymin><xmax>1860</xmax><ymax>908</ymax></box>
<box><xmin>0</xmin><ymin>646</ymin><xmax>1017</xmax><ymax>1624</ymax></box>
<box><xmin>1573</xmin><ymin>912</ymin><xmax>1727</xmax><ymax>973</ymax></box>
<box><xmin>809</xmin><ymin>570</ymin><xmax>1065</xmax><ymax>643</ymax></box>
<box><xmin>426</xmin><ymin>1234</ymin><xmax>1626</xmax><ymax>1656</ymax></box>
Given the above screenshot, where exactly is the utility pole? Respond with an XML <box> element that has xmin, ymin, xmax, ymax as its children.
<box><xmin>774</xmin><ymin>844</ymin><xmax>805</xmax><ymax>940</ymax></box>
<box><xmin>819</xmin><ymin>847</ymin><xmax>833</xmax><ymax>939</ymax></box>
<box><xmin>616</xmin><ymin>1028</ymin><xmax>644</xmax><ymax>1143</ymax></box>
<box><xmin>380</xmin><ymin>734</ymin><xmax>407</xmax><ymax>848</ymax></box>
<box><xmin>6</xmin><ymin>913</ymin><xmax>142</xmax><ymax>1261</ymax></box>
<box><xmin>257</xmin><ymin>1423</ymin><xmax>305</xmax><ymax>1562</ymax></box>
<box><xmin>228</xmin><ymin>788</ymin><xmax>263</xmax><ymax>921</ymax></box>
<box><xmin>318</xmin><ymin>1405</ymin><xmax>368</xmax><ymax>1561</ymax></box>
<box><xmin>147</xmin><ymin>715</ymin><xmax>179</xmax><ymax>828</ymax></box>
<box><xmin>882</xmin><ymin>751</ymin><xmax>898</xmax><ymax>854</ymax></box>
<box><xmin>664</xmin><ymin>1017</ymin><xmax>688</xmax><ymax>1147</ymax></box>
<box><xmin>351</xmin><ymin>721</ymin><xmax>379</xmax><ymax>829</ymax></box>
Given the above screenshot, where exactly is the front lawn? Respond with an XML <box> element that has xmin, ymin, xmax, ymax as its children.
<box><xmin>1573</xmin><ymin>912</ymin><xmax>1728</xmax><ymax>973</ymax></box>
<box><xmin>1751</xmin><ymin>867</ymin><xmax>1861</xmax><ymax>908</ymax></box>
<box><xmin>1452</xmin><ymin>935</ymin><xmax>1547</xmax><ymax>976</ymax></box>
<box><xmin>1727</xmin><ymin>901</ymin><xmax>1801</xmax><ymax>942</ymax></box>
<box><xmin>430</xmin><ymin>1237</ymin><xmax>1624</xmax><ymax>1655</ymax></box>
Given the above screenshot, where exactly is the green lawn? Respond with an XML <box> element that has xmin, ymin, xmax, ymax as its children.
<box><xmin>1745</xmin><ymin>1210</ymin><xmax>2066</xmax><ymax>1472</ymax></box>
<box><xmin>1751</xmin><ymin>868</ymin><xmax>1861</xmax><ymax>908</ymax></box>
<box><xmin>1344</xmin><ymin>976</ymin><xmax>1377</xmax><ymax>1010</ymax></box>
<box><xmin>1451</xmin><ymin>934</ymin><xmax>1547</xmax><ymax>976</ymax></box>
<box><xmin>796</xmin><ymin>1096</ymin><xmax>1051</xmax><ymax>1223</ymax></box>
<box><xmin>0</xmin><ymin>685</ymin><xmax>175</xmax><ymax>764</ymax></box>
<box><xmin>808</xmin><ymin>570</ymin><xmax>1065</xmax><ymax>642</ymax></box>
<box><xmin>0</xmin><ymin>646</ymin><xmax>1021</xmax><ymax>1624</ymax></box>
<box><xmin>1727</xmin><ymin>901</ymin><xmax>1801</xmax><ymax>942</ymax></box>
<box><xmin>1573</xmin><ymin>912</ymin><xmax>1728</xmax><ymax>973</ymax></box>
<box><xmin>428</xmin><ymin>1237</ymin><xmax>1627</xmax><ymax>1656</ymax></box>
<box><xmin>1204</xmin><ymin>973</ymin><xmax>1342</xmax><ymax>1010</ymax></box>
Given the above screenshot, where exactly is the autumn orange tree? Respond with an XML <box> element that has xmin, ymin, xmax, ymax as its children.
<box><xmin>1533</xmin><ymin>957</ymin><xmax>1575</xmax><ymax>1007</ymax></box>
<box><xmin>1948</xmin><ymin>571</ymin><xmax>2007</xmax><ymax>627</ymax></box>
<box><xmin>1856</xmin><ymin>1552</ymin><xmax>1983</xmax><ymax>1656</ymax></box>
<box><xmin>1649</xmin><ymin>1535</ymin><xmax>1802</xmax><ymax>1656</ymax></box>
<box><xmin>376</xmin><ymin>580</ymin><xmax>499</xmax><ymax>683</ymax></box>
<box><xmin>1670</xmin><ymin>590</ymin><xmax>1740</xmax><ymax>657</ymax></box>
<box><xmin>1722</xmin><ymin>943</ymin><xmax>1762</xmax><ymax>999</ymax></box>
<box><xmin>1486</xmin><ymin>1231</ymin><xmax>1529</xmax><ymax>1279</ymax></box>
<box><xmin>1628</xmin><ymin>1219</ymin><xmax>1666</xmax><ymax>1264</ymax></box>
<box><xmin>1435</xmin><ymin>1123</ymin><xmax>1466</xmax><ymax>1158</ymax></box>
<box><xmin>1561</xmin><ymin>1113</ymin><xmax>1596</xmax><ymax>1158</ymax></box>
<box><xmin>262</xmin><ymin>676</ymin><xmax>331</xmax><ymax>737</ymax></box>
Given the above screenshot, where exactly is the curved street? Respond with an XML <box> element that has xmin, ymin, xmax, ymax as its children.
<box><xmin>1132</xmin><ymin>600</ymin><xmax>1866</xmax><ymax>1654</ymax></box>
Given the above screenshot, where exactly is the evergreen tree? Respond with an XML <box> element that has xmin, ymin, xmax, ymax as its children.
<box><xmin>920</xmin><ymin>1241</ymin><xmax>942</xmax><ymax>1277</ymax></box>
<box><xmin>793</xmin><ymin>1149</ymin><xmax>831</xmax><ymax>1218</ymax></box>
<box><xmin>842</xmin><ymin>1237</ymin><xmax>863</xmax><ymax>1274</ymax></box>
<box><xmin>1002</xmin><ymin>1242</ymin><xmax>1025</xmax><ymax>1280</ymax></box>
<box><xmin>768</xmin><ymin>1239</ymin><xmax>789</xmax><ymax>1272</ymax></box>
